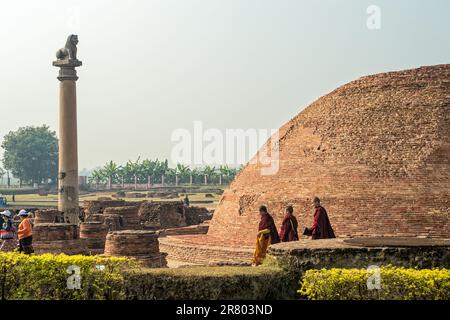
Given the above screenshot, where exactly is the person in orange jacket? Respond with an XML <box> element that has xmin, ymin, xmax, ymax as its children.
<box><xmin>17</xmin><ymin>210</ymin><xmax>34</xmax><ymax>254</ymax></box>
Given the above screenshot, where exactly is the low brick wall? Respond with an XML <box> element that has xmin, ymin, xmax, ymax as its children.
<box><xmin>159</xmin><ymin>235</ymin><xmax>254</xmax><ymax>265</ymax></box>
<box><xmin>268</xmin><ymin>237</ymin><xmax>450</xmax><ymax>273</ymax></box>
<box><xmin>33</xmin><ymin>223</ymin><xmax>79</xmax><ymax>241</ymax></box>
<box><xmin>158</xmin><ymin>223</ymin><xmax>209</xmax><ymax>237</ymax></box>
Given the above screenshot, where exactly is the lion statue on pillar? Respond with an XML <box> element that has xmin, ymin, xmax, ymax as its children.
<box><xmin>56</xmin><ymin>34</ymin><xmax>79</xmax><ymax>61</ymax></box>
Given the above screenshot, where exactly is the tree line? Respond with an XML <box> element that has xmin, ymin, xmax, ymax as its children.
<box><xmin>0</xmin><ymin>125</ymin><xmax>243</xmax><ymax>187</ymax></box>
<box><xmin>90</xmin><ymin>159</ymin><xmax>243</xmax><ymax>187</ymax></box>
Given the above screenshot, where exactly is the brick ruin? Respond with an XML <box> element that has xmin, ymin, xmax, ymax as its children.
<box><xmin>138</xmin><ymin>201</ymin><xmax>211</xmax><ymax>230</ymax></box>
<box><xmin>209</xmin><ymin>64</ymin><xmax>450</xmax><ymax>245</ymax></box>
<box><xmin>103</xmin><ymin>206</ymin><xmax>141</xmax><ymax>230</ymax></box>
<box><xmin>79</xmin><ymin>222</ymin><xmax>108</xmax><ymax>254</ymax></box>
<box><xmin>13</xmin><ymin>201</ymin><xmax>212</xmax><ymax>263</ymax></box>
<box><xmin>104</xmin><ymin>230</ymin><xmax>167</xmax><ymax>267</ymax></box>
<box><xmin>33</xmin><ymin>223</ymin><xmax>88</xmax><ymax>255</ymax></box>
<box><xmin>83</xmin><ymin>199</ymin><xmax>127</xmax><ymax>220</ymax></box>
<box><xmin>160</xmin><ymin>64</ymin><xmax>450</xmax><ymax>264</ymax></box>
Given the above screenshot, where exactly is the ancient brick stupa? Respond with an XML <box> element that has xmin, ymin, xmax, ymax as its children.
<box><xmin>161</xmin><ymin>64</ymin><xmax>450</xmax><ymax>264</ymax></box>
<box><xmin>208</xmin><ymin>64</ymin><xmax>450</xmax><ymax>245</ymax></box>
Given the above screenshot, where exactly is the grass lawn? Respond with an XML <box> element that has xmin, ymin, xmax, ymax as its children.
<box><xmin>2</xmin><ymin>191</ymin><xmax>221</xmax><ymax>209</ymax></box>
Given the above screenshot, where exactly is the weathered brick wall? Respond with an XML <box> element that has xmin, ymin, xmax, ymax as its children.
<box><xmin>33</xmin><ymin>223</ymin><xmax>79</xmax><ymax>241</ymax></box>
<box><xmin>103</xmin><ymin>206</ymin><xmax>141</xmax><ymax>229</ymax></box>
<box><xmin>104</xmin><ymin>230</ymin><xmax>167</xmax><ymax>267</ymax></box>
<box><xmin>138</xmin><ymin>202</ymin><xmax>186</xmax><ymax>229</ymax></box>
<box><xmin>80</xmin><ymin>222</ymin><xmax>108</xmax><ymax>254</ymax></box>
<box><xmin>33</xmin><ymin>223</ymin><xmax>88</xmax><ymax>255</ymax></box>
<box><xmin>83</xmin><ymin>200</ymin><xmax>127</xmax><ymax>216</ymax></box>
<box><xmin>33</xmin><ymin>210</ymin><xmax>60</xmax><ymax>224</ymax></box>
<box><xmin>159</xmin><ymin>236</ymin><xmax>254</xmax><ymax>265</ymax></box>
<box><xmin>209</xmin><ymin>64</ymin><xmax>450</xmax><ymax>246</ymax></box>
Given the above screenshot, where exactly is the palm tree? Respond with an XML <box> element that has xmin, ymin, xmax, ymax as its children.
<box><xmin>123</xmin><ymin>157</ymin><xmax>141</xmax><ymax>189</ymax></box>
<box><xmin>103</xmin><ymin>161</ymin><xmax>119</xmax><ymax>189</ymax></box>
<box><xmin>218</xmin><ymin>165</ymin><xmax>232</xmax><ymax>185</ymax></box>
<box><xmin>201</xmin><ymin>165</ymin><xmax>217</xmax><ymax>185</ymax></box>
<box><xmin>176</xmin><ymin>163</ymin><xmax>190</xmax><ymax>185</ymax></box>
<box><xmin>90</xmin><ymin>169</ymin><xmax>106</xmax><ymax>189</ymax></box>
<box><xmin>141</xmin><ymin>159</ymin><xmax>157</xmax><ymax>187</ymax></box>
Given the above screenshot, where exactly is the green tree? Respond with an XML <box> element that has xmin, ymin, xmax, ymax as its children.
<box><xmin>89</xmin><ymin>169</ymin><xmax>106</xmax><ymax>186</ymax></box>
<box><xmin>1</xmin><ymin>125</ymin><xmax>58</xmax><ymax>185</ymax></box>
<box><xmin>102</xmin><ymin>161</ymin><xmax>120</xmax><ymax>188</ymax></box>
<box><xmin>175</xmin><ymin>163</ymin><xmax>190</xmax><ymax>184</ymax></box>
<box><xmin>0</xmin><ymin>167</ymin><xmax>5</xmax><ymax>179</ymax></box>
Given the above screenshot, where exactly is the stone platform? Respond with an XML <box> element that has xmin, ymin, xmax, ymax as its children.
<box><xmin>268</xmin><ymin>237</ymin><xmax>450</xmax><ymax>273</ymax></box>
<box><xmin>160</xmin><ymin>235</ymin><xmax>450</xmax><ymax>268</ymax></box>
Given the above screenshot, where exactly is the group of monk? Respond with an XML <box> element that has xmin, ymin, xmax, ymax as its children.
<box><xmin>252</xmin><ymin>196</ymin><xmax>335</xmax><ymax>266</ymax></box>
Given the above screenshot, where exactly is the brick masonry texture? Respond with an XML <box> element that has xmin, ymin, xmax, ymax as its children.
<box><xmin>104</xmin><ymin>230</ymin><xmax>167</xmax><ymax>267</ymax></box>
<box><xmin>208</xmin><ymin>64</ymin><xmax>450</xmax><ymax>246</ymax></box>
<box><xmin>80</xmin><ymin>222</ymin><xmax>108</xmax><ymax>254</ymax></box>
<box><xmin>33</xmin><ymin>209</ymin><xmax>60</xmax><ymax>224</ymax></box>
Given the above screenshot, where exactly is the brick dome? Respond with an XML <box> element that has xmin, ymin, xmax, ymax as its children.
<box><xmin>208</xmin><ymin>64</ymin><xmax>450</xmax><ymax>245</ymax></box>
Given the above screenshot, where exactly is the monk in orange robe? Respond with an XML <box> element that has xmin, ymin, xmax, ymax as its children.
<box><xmin>252</xmin><ymin>205</ymin><xmax>280</xmax><ymax>266</ymax></box>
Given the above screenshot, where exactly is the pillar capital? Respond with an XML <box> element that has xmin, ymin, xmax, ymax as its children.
<box><xmin>53</xmin><ymin>59</ymin><xmax>82</xmax><ymax>81</ymax></box>
<box><xmin>52</xmin><ymin>34</ymin><xmax>82</xmax><ymax>81</ymax></box>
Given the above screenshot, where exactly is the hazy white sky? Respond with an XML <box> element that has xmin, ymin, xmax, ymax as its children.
<box><xmin>0</xmin><ymin>0</ymin><xmax>449</xmax><ymax>169</ymax></box>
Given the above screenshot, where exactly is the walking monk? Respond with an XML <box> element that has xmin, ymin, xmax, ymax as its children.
<box><xmin>279</xmin><ymin>206</ymin><xmax>299</xmax><ymax>242</ymax></box>
<box><xmin>252</xmin><ymin>205</ymin><xmax>280</xmax><ymax>266</ymax></box>
<box><xmin>305</xmin><ymin>197</ymin><xmax>336</xmax><ymax>239</ymax></box>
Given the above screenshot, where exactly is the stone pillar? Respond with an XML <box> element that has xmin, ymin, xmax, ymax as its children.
<box><xmin>53</xmin><ymin>35</ymin><xmax>82</xmax><ymax>225</ymax></box>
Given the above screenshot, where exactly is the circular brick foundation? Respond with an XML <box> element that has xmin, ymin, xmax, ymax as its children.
<box><xmin>104</xmin><ymin>230</ymin><xmax>167</xmax><ymax>267</ymax></box>
<box><xmin>80</xmin><ymin>222</ymin><xmax>108</xmax><ymax>254</ymax></box>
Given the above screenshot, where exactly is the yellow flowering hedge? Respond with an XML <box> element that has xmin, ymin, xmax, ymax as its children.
<box><xmin>0</xmin><ymin>252</ymin><xmax>138</xmax><ymax>300</ymax></box>
<box><xmin>298</xmin><ymin>267</ymin><xmax>450</xmax><ymax>300</ymax></box>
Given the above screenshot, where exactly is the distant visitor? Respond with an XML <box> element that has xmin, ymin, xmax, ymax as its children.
<box><xmin>0</xmin><ymin>210</ymin><xmax>15</xmax><ymax>240</ymax></box>
<box><xmin>252</xmin><ymin>205</ymin><xmax>280</xmax><ymax>266</ymax></box>
<box><xmin>304</xmin><ymin>197</ymin><xmax>335</xmax><ymax>239</ymax></box>
<box><xmin>279</xmin><ymin>206</ymin><xmax>299</xmax><ymax>242</ymax></box>
<box><xmin>17</xmin><ymin>210</ymin><xmax>34</xmax><ymax>254</ymax></box>
<box><xmin>183</xmin><ymin>195</ymin><xmax>190</xmax><ymax>207</ymax></box>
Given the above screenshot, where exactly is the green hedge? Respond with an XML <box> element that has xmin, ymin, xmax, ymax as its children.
<box><xmin>299</xmin><ymin>267</ymin><xmax>450</xmax><ymax>300</ymax></box>
<box><xmin>0</xmin><ymin>252</ymin><xmax>136</xmax><ymax>300</ymax></box>
<box><xmin>124</xmin><ymin>266</ymin><xmax>296</xmax><ymax>300</ymax></box>
<box><xmin>0</xmin><ymin>252</ymin><xmax>296</xmax><ymax>300</ymax></box>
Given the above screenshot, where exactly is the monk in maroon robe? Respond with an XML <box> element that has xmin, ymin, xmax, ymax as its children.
<box><xmin>305</xmin><ymin>197</ymin><xmax>335</xmax><ymax>239</ymax></box>
<box><xmin>252</xmin><ymin>205</ymin><xmax>280</xmax><ymax>266</ymax></box>
<box><xmin>279</xmin><ymin>206</ymin><xmax>299</xmax><ymax>242</ymax></box>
